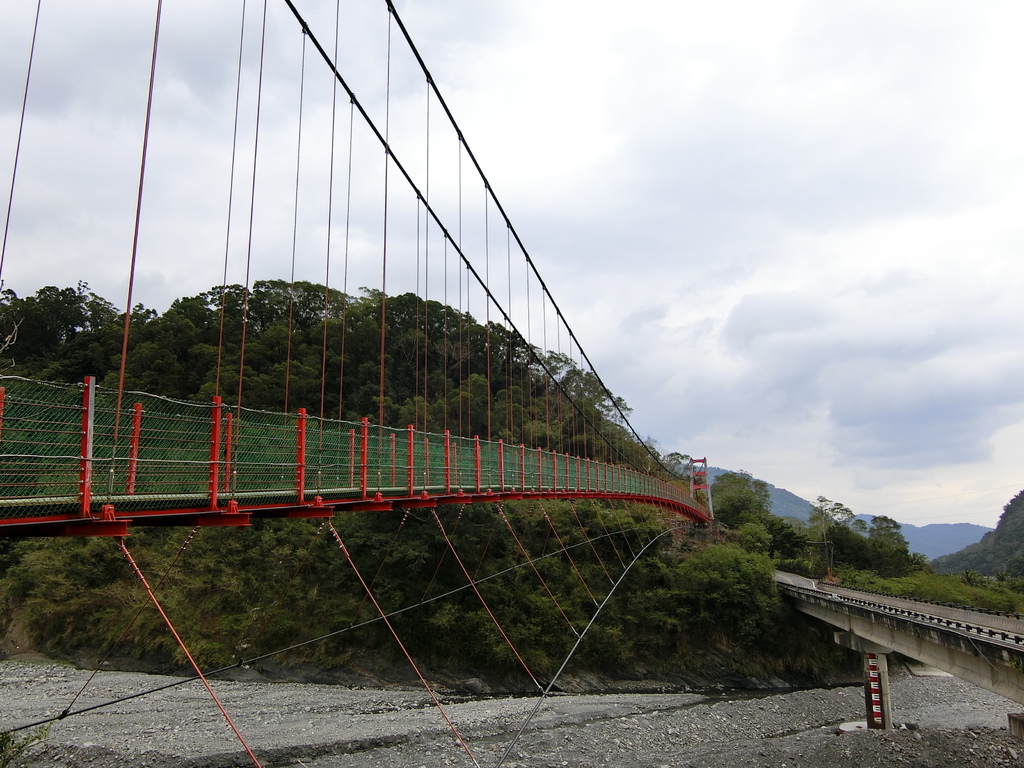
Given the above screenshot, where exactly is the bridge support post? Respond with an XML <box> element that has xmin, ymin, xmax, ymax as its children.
<box><xmin>1009</xmin><ymin>713</ymin><xmax>1024</xmax><ymax>742</ymax></box>
<box><xmin>208</xmin><ymin>396</ymin><xmax>222</xmax><ymax>511</ymax></box>
<box><xmin>834</xmin><ymin>631</ymin><xmax>893</xmax><ymax>729</ymax></box>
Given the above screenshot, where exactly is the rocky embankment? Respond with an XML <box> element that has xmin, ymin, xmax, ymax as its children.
<box><xmin>1</xmin><ymin>660</ymin><xmax>1020</xmax><ymax>767</ymax></box>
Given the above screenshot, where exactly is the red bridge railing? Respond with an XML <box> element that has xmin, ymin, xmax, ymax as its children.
<box><xmin>0</xmin><ymin>376</ymin><xmax>710</xmax><ymax>536</ymax></box>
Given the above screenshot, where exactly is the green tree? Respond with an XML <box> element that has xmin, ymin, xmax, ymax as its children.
<box><xmin>711</xmin><ymin>472</ymin><xmax>771</xmax><ymax>528</ymax></box>
<box><xmin>674</xmin><ymin>543</ymin><xmax>781</xmax><ymax>643</ymax></box>
<box><xmin>866</xmin><ymin>515</ymin><xmax>914</xmax><ymax>577</ymax></box>
<box><xmin>808</xmin><ymin>497</ymin><xmax>853</xmax><ymax>578</ymax></box>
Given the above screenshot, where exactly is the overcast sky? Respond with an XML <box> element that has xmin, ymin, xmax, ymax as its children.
<box><xmin>2</xmin><ymin>1</ymin><xmax>1022</xmax><ymax>527</ymax></box>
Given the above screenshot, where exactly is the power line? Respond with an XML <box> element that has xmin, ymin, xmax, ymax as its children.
<box><xmin>856</xmin><ymin>482</ymin><xmax>1023</xmax><ymax>511</ymax></box>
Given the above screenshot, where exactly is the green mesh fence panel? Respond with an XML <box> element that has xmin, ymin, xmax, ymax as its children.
<box><xmin>225</xmin><ymin>407</ymin><xmax>299</xmax><ymax>504</ymax></box>
<box><xmin>566</xmin><ymin>455</ymin><xmax>578</xmax><ymax>492</ymax></box>
<box><xmin>0</xmin><ymin>378</ymin><xmax>84</xmax><ymax>518</ymax></box>
<box><xmin>451</xmin><ymin>434</ymin><xmax>477</xmax><ymax>493</ymax></box>
<box><xmin>362</xmin><ymin>425</ymin><xmax>398</xmax><ymax>495</ymax></box>
<box><xmin>304</xmin><ymin>416</ymin><xmax>359</xmax><ymax>499</ymax></box>
<box><xmin>478</xmin><ymin>438</ymin><xmax>500</xmax><ymax>491</ymax></box>
<box><xmin>92</xmin><ymin>388</ymin><xmax>214</xmax><ymax>512</ymax></box>
<box><xmin>421</xmin><ymin>434</ymin><xmax>441</xmax><ymax>492</ymax></box>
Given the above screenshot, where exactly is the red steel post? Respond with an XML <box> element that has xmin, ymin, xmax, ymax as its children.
<box><xmin>79</xmin><ymin>376</ymin><xmax>96</xmax><ymax>517</ymax></box>
<box><xmin>296</xmin><ymin>408</ymin><xmax>307</xmax><ymax>504</ymax></box>
<box><xmin>407</xmin><ymin>425</ymin><xmax>415</xmax><ymax>496</ymax></box>
<box><xmin>552</xmin><ymin>450</ymin><xmax>558</xmax><ymax>492</ymax></box>
<box><xmin>208</xmin><ymin>396</ymin><xmax>222</xmax><ymax>511</ymax></box>
<box><xmin>565</xmin><ymin>453</ymin><xmax>570</xmax><ymax>492</ymax></box>
<box><xmin>537</xmin><ymin>449</ymin><xmax>543</xmax><ymax>491</ymax></box>
<box><xmin>360</xmin><ymin>417</ymin><xmax>369</xmax><ymax>499</ymax></box>
<box><xmin>0</xmin><ymin>386</ymin><xmax>6</xmax><ymax>447</ymax></box>
<box><xmin>444</xmin><ymin>430</ymin><xmax>451</xmax><ymax>493</ymax></box>
<box><xmin>126</xmin><ymin>402</ymin><xmax>142</xmax><ymax>495</ymax></box>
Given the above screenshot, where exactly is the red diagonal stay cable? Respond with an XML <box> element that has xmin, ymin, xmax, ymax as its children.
<box><xmin>117</xmin><ymin>538</ymin><xmax>262</xmax><ymax>767</ymax></box>
<box><xmin>349</xmin><ymin>509</ymin><xmax>411</xmax><ymax>626</ymax></box>
<box><xmin>569</xmin><ymin>500</ymin><xmax>614</xmax><ymax>585</ymax></box>
<box><xmin>431</xmin><ymin>510</ymin><xmax>542</xmax><ymax>692</ymax></box>
<box><xmin>542</xmin><ymin>505</ymin><xmax>597</xmax><ymax>606</ymax></box>
<box><xmin>497</xmin><ymin>505</ymin><xmax>578</xmax><ymax>637</ymax></box>
<box><xmin>420</xmin><ymin>506</ymin><xmax>463</xmax><ymax>602</ymax></box>
<box><xmin>327</xmin><ymin>523</ymin><xmax>479</xmax><ymax>767</ymax></box>
<box><xmin>592</xmin><ymin>502</ymin><xmax>627</xmax><ymax>569</ymax></box>
<box><xmin>63</xmin><ymin>526</ymin><xmax>201</xmax><ymax>717</ymax></box>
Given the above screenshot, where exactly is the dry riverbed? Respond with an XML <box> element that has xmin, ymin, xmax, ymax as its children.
<box><xmin>1</xmin><ymin>659</ymin><xmax>1021</xmax><ymax>767</ymax></box>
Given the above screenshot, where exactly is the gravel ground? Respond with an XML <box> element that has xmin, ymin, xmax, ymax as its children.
<box><xmin>1</xmin><ymin>660</ymin><xmax>1021</xmax><ymax>767</ymax></box>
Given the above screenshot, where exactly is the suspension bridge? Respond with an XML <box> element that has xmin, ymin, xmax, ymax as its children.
<box><xmin>0</xmin><ymin>2</ymin><xmax>712</xmax><ymax>766</ymax></box>
<box><xmin>0</xmin><ymin>0</ymin><xmax>712</xmax><ymax>537</ymax></box>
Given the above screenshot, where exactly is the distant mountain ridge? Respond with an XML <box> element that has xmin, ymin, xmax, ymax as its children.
<box><xmin>706</xmin><ymin>467</ymin><xmax>992</xmax><ymax>560</ymax></box>
<box><xmin>853</xmin><ymin>516</ymin><xmax>993</xmax><ymax>561</ymax></box>
<box><xmin>931</xmin><ymin>489</ymin><xmax>1024</xmax><ymax>575</ymax></box>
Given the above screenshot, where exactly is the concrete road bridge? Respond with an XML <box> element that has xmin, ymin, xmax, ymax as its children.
<box><xmin>776</xmin><ymin>571</ymin><xmax>1024</xmax><ymax>735</ymax></box>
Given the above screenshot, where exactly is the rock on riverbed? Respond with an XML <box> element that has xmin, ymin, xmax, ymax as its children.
<box><xmin>1</xmin><ymin>660</ymin><xmax>1020</xmax><ymax>767</ymax></box>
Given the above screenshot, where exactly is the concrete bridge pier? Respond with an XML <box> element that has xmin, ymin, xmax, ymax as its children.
<box><xmin>835</xmin><ymin>631</ymin><xmax>893</xmax><ymax>729</ymax></box>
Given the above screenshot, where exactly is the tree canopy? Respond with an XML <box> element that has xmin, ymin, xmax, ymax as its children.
<box><xmin>1</xmin><ymin>282</ymin><xmax>653</xmax><ymax>467</ymax></box>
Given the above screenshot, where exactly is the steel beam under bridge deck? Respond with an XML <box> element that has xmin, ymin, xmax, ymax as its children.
<box><xmin>775</xmin><ymin>572</ymin><xmax>1024</xmax><ymax>706</ymax></box>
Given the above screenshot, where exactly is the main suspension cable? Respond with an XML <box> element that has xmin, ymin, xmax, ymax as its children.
<box><xmin>381</xmin><ymin>0</ymin><xmax>677</xmax><ymax>478</ymax></box>
<box><xmin>280</xmin><ymin>0</ymin><xmax>648</xmax><ymax>470</ymax></box>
